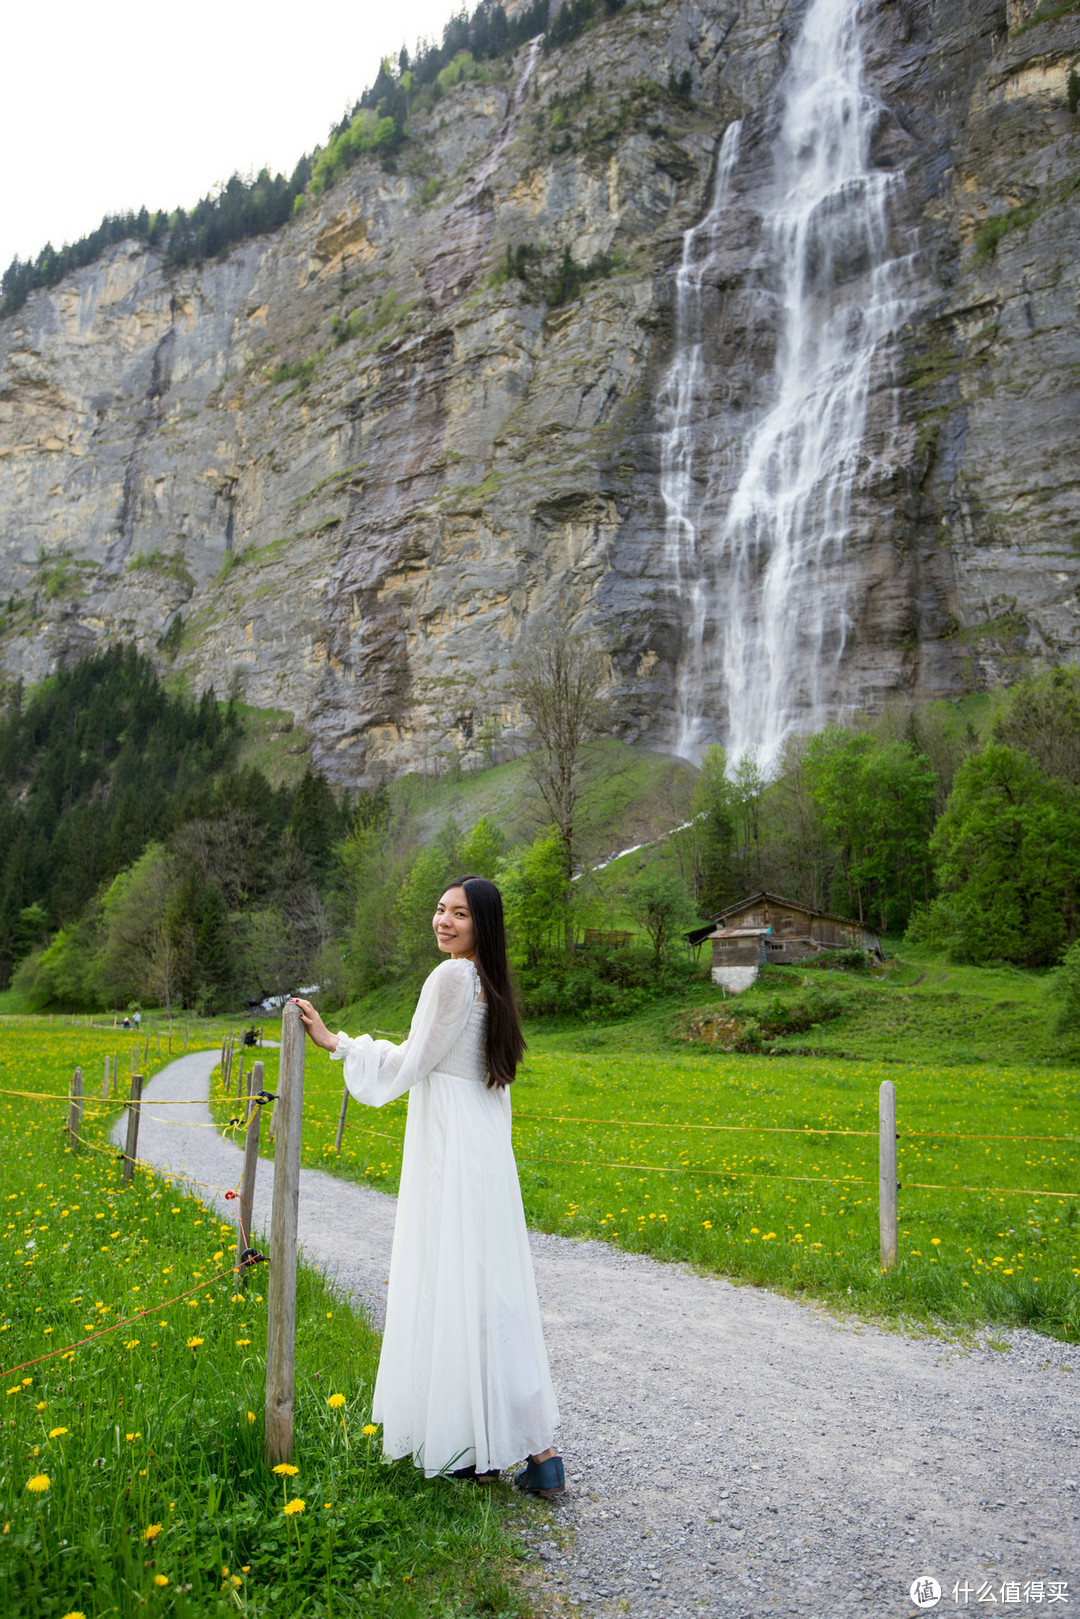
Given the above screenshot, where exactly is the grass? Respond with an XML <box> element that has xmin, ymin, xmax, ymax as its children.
<box><xmin>0</xmin><ymin>1017</ymin><xmax>535</xmax><ymax>1617</ymax></box>
<box><xmin>392</xmin><ymin>742</ymin><xmax>696</xmax><ymax>872</ymax></box>
<box><xmin>210</xmin><ymin>944</ymin><xmax>1079</xmax><ymax>1344</ymax></box>
<box><xmin>227</xmin><ymin>702</ymin><xmax>316</xmax><ymax>792</ymax></box>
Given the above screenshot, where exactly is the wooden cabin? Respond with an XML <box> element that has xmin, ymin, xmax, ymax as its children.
<box><xmin>688</xmin><ymin>892</ymin><xmax>882</xmax><ymax>992</ymax></box>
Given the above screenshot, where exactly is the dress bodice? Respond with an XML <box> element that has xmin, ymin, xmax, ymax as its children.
<box><xmin>437</xmin><ymin>992</ymin><xmax>488</xmax><ymax>1084</ymax></box>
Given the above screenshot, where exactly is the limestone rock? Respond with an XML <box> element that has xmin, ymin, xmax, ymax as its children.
<box><xmin>1</xmin><ymin>0</ymin><xmax>1077</xmax><ymax>782</ymax></box>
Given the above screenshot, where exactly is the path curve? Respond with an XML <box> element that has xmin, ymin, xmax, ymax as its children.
<box><xmin>117</xmin><ymin>1055</ymin><xmax>1080</xmax><ymax>1619</ymax></box>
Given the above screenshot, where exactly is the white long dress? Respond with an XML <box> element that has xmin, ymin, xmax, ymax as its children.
<box><xmin>331</xmin><ymin>955</ymin><xmax>560</xmax><ymax>1477</ymax></box>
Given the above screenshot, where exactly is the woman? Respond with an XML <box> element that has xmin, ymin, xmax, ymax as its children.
<box><xmin>292</xmin><ymin>875</ymin><xmax>564</xmax><ymax>1495</ymax></box>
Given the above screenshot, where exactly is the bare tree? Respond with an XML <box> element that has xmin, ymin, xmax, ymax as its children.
<box><xmin>511</xmin><ymin>625</ymin><xmax>606</xmax><ymax>948</ymax></box>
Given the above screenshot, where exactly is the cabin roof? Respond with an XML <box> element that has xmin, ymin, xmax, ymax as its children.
<box><xmin>686</xmin><ymin>891</ymin><xmax>881</xmax><ymax>948</ymax></box>
<box><xmin>715</xmin><ymin>891</ymin><xmax>880</xmax><ymax>935</ymax></box>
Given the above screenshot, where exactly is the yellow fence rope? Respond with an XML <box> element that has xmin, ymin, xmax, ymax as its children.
<box><xmin>514</xmin><ymin>1110</ymin><xmax>877</xmax><ymax>1137</ymax></box>
<box><xmin>516</xmin><ymin>1150</ymin><xmax>875</xmax><ymax>1187</ymax></box>
<box><xmin>901</xmin><ymin>1179</ymin><xmax>1079</xmax><ymax>1200</ymax></box>
<box><xmin>0</xmin><ymin>1267</ymin><xmax>238</xmax><ymax>1382</ymax></box>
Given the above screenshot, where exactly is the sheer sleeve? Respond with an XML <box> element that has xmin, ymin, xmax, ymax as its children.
<box><xmin>329</xmin><ymin>957</ymin><xmax>478</xmax><ymax>1108</ymax></box>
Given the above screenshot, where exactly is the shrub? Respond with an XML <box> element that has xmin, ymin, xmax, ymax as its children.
<box><xmin>1053</xmin><ymin>939</ymin><xmax>1080</xmax><ymax>1034</ymax></box>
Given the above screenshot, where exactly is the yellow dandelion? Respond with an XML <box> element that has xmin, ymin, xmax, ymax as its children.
<box><xmin>186</xmin><ymin>1336</ymin><xmax>204</xmax><ymax>1349</ymax></box>
<box><xmin>247</xmin><ymin>1410</ymin><xmax>255</xmax><ymax>1423</ymax></box>
<box><xmin>48</xmin><ymin>1427</ymin><xmax>68</xmax><ymax>1438</ymax></box>
<box><xmin>327</xmin><ymin>1393</ymin><xmax>346</xmax><ymax>1409</ymax></box>
<box><xmin>230</xmin><ymin>1575</ymin><xmax>243</xmax><ymax>1587</ymax></box>
<box><xmin>60</xmin><ymin>1612</ymin><xmax>87</xmax><ymax>1619</ymax></box>
<box><xmin>362</xmin><ymin>1424</ymin><xmax>378</xmax><ymax>1437</ymax></box>
<box><xmin>272</xmin><ymin>1462</ymin><xmax>299</xmax><ymax>1476</ymax></box>
<box><xmin>25</xmin><ymin>1474</ymin><xmax>50</xmax><ymax>1493</ymax></box>
<box><xmin>154</xmin><ymin>1575</ymin><xmax>169</xmax><ymax>1587</ymax></box>
<box><xmin>146</xmin><ymin>1523</ymin><xmax>163</xmax><ymax>1540</ymax></box>
<box><xmin>35</xmin><ymin>1401</ymin><xmax>45</xmax><ymax>1411</ymax></box>
<box><xmin>284</xmin><ymin>1498</ymin><xmax>305</xmax><ymax>1515</ymax></box>
<box><xmin>235</xmin><ymin>1338</ymin><xmax>251</xmax><ymax>1347</ymax></box>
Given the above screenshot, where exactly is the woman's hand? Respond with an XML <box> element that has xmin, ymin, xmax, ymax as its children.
<box><xmin>290</xmin><ymin>998</ymin><xmax>338</xmax><ymax>1052</ymax></box>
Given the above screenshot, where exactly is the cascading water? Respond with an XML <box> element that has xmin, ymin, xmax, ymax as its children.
<box><xmin>659</xmin><ymin>0</ymin><xmax>914</xmax><ymax>771</ymax></box>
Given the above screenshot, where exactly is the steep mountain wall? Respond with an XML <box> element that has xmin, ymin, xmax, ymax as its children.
<box><xmin>1</xmin><ymin>0</ymin><xmax>1078</xmax><ymax>783</ymax></box>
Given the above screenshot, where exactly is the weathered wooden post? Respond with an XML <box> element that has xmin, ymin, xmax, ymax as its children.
<box><xmin>66</xmin><ymin>1067</ymin><xmax>83</xmax><ymax>1148</ymax></box>
<box><xmin>237</xmin><ymin>1046</ymin><xmax>245</xmax><ymax>1099</ymax></box>
<box><xmin>122</xmin><ymin>1074</ymin><xmax>144</xmax><ymax>1183</ymax></box>
<box><xmin>334</xmin><ymin>1081</ymin><xmax>349</xmax><ymax>1155</ymax></box>
<box><xmin>102</xmin><ymin>1055</ymin><xmax>110</xmax><ymax>1100</ymax></box>
<box><xmin>264</xmin><ymin>1004</ymin><xmax>304</xmax><ymax>1464</ymax></box>
<box><xmin>112</xmin><ymin>1054</ymin><xmax>119</xmax><ymax>1096</ymax></box>
<box><xmin>879</xmin><ymin>1080</ymin><xmax>898</xmax><ymax>1270</ymax></box>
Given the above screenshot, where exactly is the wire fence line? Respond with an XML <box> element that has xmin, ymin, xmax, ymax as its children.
<box><xmin>15</xmin><ymin>1033</ymin><xmax>1077</xmax><ymax>1292</ymax></box>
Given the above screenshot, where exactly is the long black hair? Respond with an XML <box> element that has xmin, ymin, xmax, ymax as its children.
<box><xmin>449</xmin><ymin>874</ymin><xmax>526</xmax><ymax>1088</ymax></box>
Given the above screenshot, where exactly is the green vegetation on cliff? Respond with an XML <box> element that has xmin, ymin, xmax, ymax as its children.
<box><xmin>1</xmin><ymin>0</ymin><xmax>552</xmax><ymax>320</ymax></box>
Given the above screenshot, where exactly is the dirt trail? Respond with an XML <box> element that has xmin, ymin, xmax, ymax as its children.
<box><xmin>118</xmin><ymin>1053</ymin><xmax>1080</xmax><ymax>1619</ymax></box>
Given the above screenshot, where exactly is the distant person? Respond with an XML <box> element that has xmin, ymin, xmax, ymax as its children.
<box><xmin>243</xmin><ymin>1027</ymin><xmax>258</xmax><ymax>1048</ymax></box>
<box><xmin>133</xmin><ymin>1010</ymin><xmax>141</xmax><ymax>1030</ymax></box>
<box><xmin>292</xmin><ymin>875</ymin><xmax>564</xmax><ymax>1496</ymax></box>
<box><xmin>122</xmin><ymin>1016</ymin><xmax>132</xmax><ymax>1030</ymax></box>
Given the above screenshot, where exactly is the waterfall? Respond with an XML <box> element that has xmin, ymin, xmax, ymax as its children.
<box><xmin>660</xmin><ymin>0</ymin><xmax>914</xmax><ymax>771</ymax></box>
<box><xmin>659</xmin><ymin>120</ymin><xmax>743</xmax><ymax>762</ymax></box>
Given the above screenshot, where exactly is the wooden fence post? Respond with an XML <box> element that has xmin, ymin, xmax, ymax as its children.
<box><xmin>334</xmin><ymin>1081</ymin><xmax>349</xmax><ymax>1155</ymax></box>
<box><xmin>67</xmin><ymin>1067</ymin><xmax>83</xmax><ymax>1148</ymax></box>
<box><xmin>123</xmin><ymin>1074</ymin><xmax>144</xmax><ymax>1183</ymax></box>
<box><xmin>238</xmin><ymin>1060</ymin><xmax>264</xmax><ymax>1269</ymax></box>
<box><xmin>237</xmin><ymin>1046</ymin><xmax>245</xmax><ymax>1099</ymax></box>
<box><xmin>102</xmin><ymin>1056</ymin><xmax>110</xmax><ymax>1100</ymax></box>
<box><xmin>879</xmin><ymin>1080</ymin><xmax>898</xmax><ymax>1270</ymax></box>
<box><xmin>264</xmin><ymin>1004</ymin><xmax>304</xmax><ymax>1464</ymax></box>
<box><xmin>112</xmin><ymin>1055</ymin><xmax>119</xmax><ymax>1096</ymax></box>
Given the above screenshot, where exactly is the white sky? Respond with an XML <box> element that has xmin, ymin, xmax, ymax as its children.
<box><xmin>3</xmin><ymin>0</ymin><xmax>462</xmax><ymax>272</ymax></box>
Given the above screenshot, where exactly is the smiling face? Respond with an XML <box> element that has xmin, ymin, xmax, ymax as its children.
<box><xmin>432</xmin><ymin>886</ymin><xmax>477</xmax><ymax>960</ymax></box>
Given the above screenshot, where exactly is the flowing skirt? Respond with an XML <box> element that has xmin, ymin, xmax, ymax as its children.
<box><xmin>373</xmin><ymin>1069</ymin><xmax>559</xmax><ymax>1477</ymax></box>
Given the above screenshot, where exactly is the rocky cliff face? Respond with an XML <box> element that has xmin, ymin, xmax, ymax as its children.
<box><xmin>1</xmin><ymin>0</ymin><xmax>1078</xmax><ymax>783</ymax></box>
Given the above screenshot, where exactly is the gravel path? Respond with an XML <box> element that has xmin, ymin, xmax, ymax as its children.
<box><xmin>118</xmin><ymin>1054</ymin><xmax>1080</xmax><ymax>1618</ymax></box>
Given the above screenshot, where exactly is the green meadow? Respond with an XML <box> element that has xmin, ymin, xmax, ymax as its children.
<box><xmin>0</xmin><ymin>1019</ymin><xmax>531</xmax><ymax>1619</ymax></box>
<box><xmin>211</xmin><ymin>950</ymin><xmax>1079</xmax><ymax>1343</ymax></box>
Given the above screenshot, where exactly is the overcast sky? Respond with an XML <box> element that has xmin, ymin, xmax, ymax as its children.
<box><xmin>3</xmin><ymin>0</ymin><xmax>462</xmax><ymax>273</ymax></box>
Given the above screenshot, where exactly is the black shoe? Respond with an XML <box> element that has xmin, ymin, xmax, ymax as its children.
<box><xmin>449</xmin><ymin>1463</ymin><xmax>500</xmax><ymax>1484</ymax></box>
<box><xmin>514</xmin><ymin>1455</ymin><xmax>565</xmax><ymax>1497</ymax></box>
